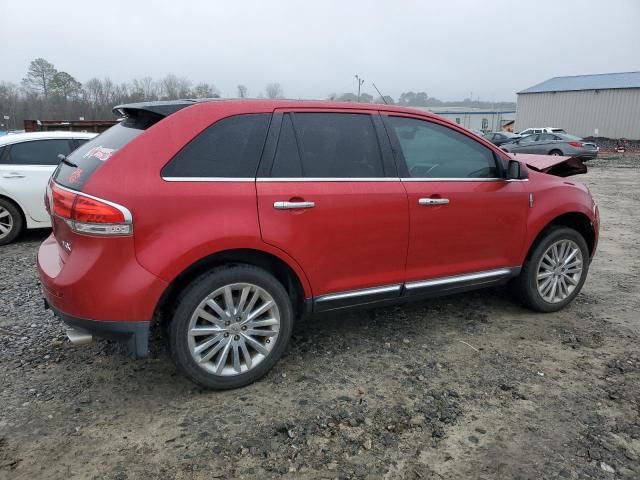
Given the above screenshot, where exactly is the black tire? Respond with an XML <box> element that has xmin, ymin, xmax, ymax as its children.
<box><xmin>169</xmin><ymin>264</ymin><xmax>294</xmax><ymax>390</ymax></box>
<box><xmin>0</xmin><ymin>198</ymin><xmax>23</xmax><ymax>246</ymax></box>
<box><xmin>549</xmin><ymin>149</ymin><xmax>563</xmax><ymax>156</ymax></box>
<box><xmin>512</xmin><ymin>226</ymin><xmax>590</xmax><ymax>313</ymax></box>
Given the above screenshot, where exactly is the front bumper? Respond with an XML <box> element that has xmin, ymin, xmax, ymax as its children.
<box><xmin>50</xmin><ymin>304</ymin><xmax>150</xmax><ymax>358</ymax></box>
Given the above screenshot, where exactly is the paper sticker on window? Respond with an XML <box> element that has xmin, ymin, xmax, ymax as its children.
<box><xmin>68</xmin><ymin>168</ymin><xmax>83</xmax><ymax>184</ymax></box>
<box><xmin>83</xmin><ymin>146</ymin><xmax>116</xmax><ymax>162</ymax></box>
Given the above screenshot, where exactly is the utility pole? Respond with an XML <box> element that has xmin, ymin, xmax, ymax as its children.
<box><xmin>355</xmin><ymin>75</ymin><xmax>364</xmax><ymax>102</ymax></box>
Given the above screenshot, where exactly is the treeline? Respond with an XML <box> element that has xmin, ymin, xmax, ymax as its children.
<box><xmin>0</xmin><ymin>58</ymin><xmax>284</xmax><ymax>130</ymax></box>
<box><xmin>0</xmin><ymin>58</ymin><xmax>515</xmax><ymax>131</ymax></box>
<box><xmin>328</xmin><ymin>90</ymin><xmax>516</xmax><ymax>110</ymax></box>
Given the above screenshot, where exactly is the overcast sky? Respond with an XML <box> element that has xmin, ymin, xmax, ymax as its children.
<box><xmin>2</xmin><ymin>0</ymin><xmax>639</xmax><ymax>101</ymax></box>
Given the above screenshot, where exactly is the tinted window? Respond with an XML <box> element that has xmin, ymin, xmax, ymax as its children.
<box><xmin>0</xmin><ymin>146</ymin><xmax>5</xmax><ymax>164</ymax></box>
<box><xmin>271</xmin><ymin>114</ymin><xmax>302</xmax><ymax>177</ymax></box>
<box><xmin>162</xmin><ymin>114</ymin><xmax>270</xmax><ymax>178</ymax></box>
<box><xmin>55</xmin><ymin>113</ymin><xmax>159</xmax><ymax>189</ymax></box>
<box><xmin>539</xmin><ymin>133</ymin><xmax>556</xmax><ymax>141</ymax></box>
<box><xmin>271</xmin><ymin>112</ymin><xmax>383</xmax><ymax>178</ymax></box>
<box><xmin>387</xmin><ymin>116</ymin><xmax>498</xmax><ymax>179</ymax></box>
<box><xmin>8</xmin><ymin>139</ymin><xmax>71</xmax><ymax>165</ymax></box>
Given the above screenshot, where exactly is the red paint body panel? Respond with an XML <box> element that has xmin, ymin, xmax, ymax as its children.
<box><xmin>520</xmin><ymin>170</ymin><xmax>598</xmax><ymax>262</ymax></box>
<box><xmin>38</xmin><ymin>233</ymin><xmax>167</xmax><ymax>321</ymax></box>
<box><xmin>402</xmin><ymin>180</ymin><xmax>527</xmax><ymax>281</ymax></box>
<box><xmin>257</xmin><ymin>181</ymin><xmax>409</xmax><ymax>296</ymax></box>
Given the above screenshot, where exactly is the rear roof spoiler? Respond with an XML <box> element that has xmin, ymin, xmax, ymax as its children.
<box><xmin>112</xmin><ymin>100</ymin><xmax>201</xmax><ymax>118</ymax></box>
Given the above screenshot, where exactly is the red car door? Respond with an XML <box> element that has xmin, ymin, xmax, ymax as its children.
<box><xmin>382</xmin><ymin>113</ymin><xmax>528</xmax><ymax>290</ymax></box>
<box><xmin>257</xmin><ymin>110</ymin><xmax>409</xmax><ymax>309</ymax></box>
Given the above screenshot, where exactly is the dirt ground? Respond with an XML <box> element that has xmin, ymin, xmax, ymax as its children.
<box><xmin>1</xmin><ymin>155</ymin><xmax>639</xmax><ymax>480</ymax></box>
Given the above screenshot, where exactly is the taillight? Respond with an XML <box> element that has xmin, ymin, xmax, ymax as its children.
<box><xmin>568</xmin><ymin>141</ymin><xmax>584</xmax><ymax>148</ymax></box>
<box><xmin>50</xmin><ymin>183</ymin><xmax>132</xmax><ymax>236</ymax></box>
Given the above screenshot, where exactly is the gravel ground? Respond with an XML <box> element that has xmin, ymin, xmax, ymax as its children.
<box><xmin>1</xmin><ymin>155</ymin><xmax>639</xmax><ymax>479</ymax></box>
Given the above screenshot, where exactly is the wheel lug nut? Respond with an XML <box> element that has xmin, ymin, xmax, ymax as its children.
<box><xmin>225</xmin><ymin>321</ymin><xmax>231</xmax><ymax>326</ymax></box>
<box><xmin>266</xmin><ymin>339</ymin><xmax>271</xmax><ymax>344</ymax></box>
<box><xmin>234</xmin><ymin>335</ymin><xmax>240</xmax><ymax>341</ymax></box>
<box><xmin>224</xmin><ymin>332</ymin><xmax>229</xmax><ymax>337</ymax></box>
<box><xmin>241</xmin><ymin>326</ymin><xmax>247</xmax><ymax>331</ymax></box>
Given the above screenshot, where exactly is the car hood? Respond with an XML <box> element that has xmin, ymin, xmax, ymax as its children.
<box><xmin>509</xmin><ymin>153</ymin><xmax>587</xmax><ymax>177</ymax></box>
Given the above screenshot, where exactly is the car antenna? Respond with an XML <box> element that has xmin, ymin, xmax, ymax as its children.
<box><xmin>372</xmin><ymin>83</ymin><xmax>389</xmax><ymax>104</ymax></box>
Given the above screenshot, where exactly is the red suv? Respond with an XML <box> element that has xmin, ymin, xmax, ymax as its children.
<box><xmin>38</xmin><ymin>100</ymin><xmax>599</xmax><ymax>389</ymax></box>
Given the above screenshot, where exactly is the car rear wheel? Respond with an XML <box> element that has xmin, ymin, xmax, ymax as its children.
<box><xmin>169</xmin><ymin>265</ymin><xmax>294</xmax><ymax>389</ymax></box>
<box><xmin>549</xmin><ymin>149</ymin><xmax>563</xmax><ymax>156</ymax></box>
<box><xmin>0</xmin><ymin>199</ymin><xmax>23</xmax><ymax>246</ymax></box>
<box><xmin>513</xmin><ymin>226</ymin><xmax>589</xmax><ymax>313</ymax></box>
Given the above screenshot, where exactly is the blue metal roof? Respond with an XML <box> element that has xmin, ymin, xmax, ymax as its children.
<box><xmin>518</xmin><ymin>71</ymin><xmax>640</xmax><ymax>94</ymax></box>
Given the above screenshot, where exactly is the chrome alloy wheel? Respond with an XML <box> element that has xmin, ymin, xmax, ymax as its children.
<box><xmin>0</xmin><ymin>206</ymin><xmax>14</xmax><ymax>240</ymax></box>
<box><xmin>536</xmin><ymin>239</ymin><xmax>583</xmax><ymax>304</ymax></box>
<box><xmin>187</xmin><ymin>283</ymin><xmax>280</xmax><ymax>376</ymax></box>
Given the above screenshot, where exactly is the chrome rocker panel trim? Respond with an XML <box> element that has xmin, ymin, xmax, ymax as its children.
<box><xmin>313</xmin><ymin>267</ymin><xmax>520</xmax><ymax>312</ymax></box>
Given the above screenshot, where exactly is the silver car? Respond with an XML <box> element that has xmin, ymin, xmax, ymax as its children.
<box><xmin>501</xmin><ymin>133</ymin><xmax>598</xmax><ymax>159</ymax></box>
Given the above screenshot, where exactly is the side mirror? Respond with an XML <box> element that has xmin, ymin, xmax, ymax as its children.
<box><xmin>507</xmin><ymin>159</ymin><xmax>528</xmax><ymax>180</ymax></box>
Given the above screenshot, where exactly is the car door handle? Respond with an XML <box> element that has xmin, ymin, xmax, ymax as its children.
<box><xmin>273</xmin><ymin>201</ymin><xmax>315</xmax><ymax>210</ymax></box>
<box><xmin>418</xmin><ymin>198</ymin><xmax>449</xmax><ymax>206</ymax></box>
<box><xmin>2</xmin><ymin>173</ymin><xmax>26</xmax><ymax>178</ymax></box>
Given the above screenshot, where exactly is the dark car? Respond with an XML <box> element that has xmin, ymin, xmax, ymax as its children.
<box><xmin>484</xmin><ymin>131</ymin><xmax>522</xmax><ymax>146</ymax></box>
<box><xmin>501</xmin><ymin>133</ymin><xmax>598</xmax><ymax>158</ymax></box>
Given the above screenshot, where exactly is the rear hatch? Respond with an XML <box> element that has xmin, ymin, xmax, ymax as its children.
<box><xmin>48</xmin><ymin>103</ymin><xmax>195</xmax><ymax>261</ymax></box>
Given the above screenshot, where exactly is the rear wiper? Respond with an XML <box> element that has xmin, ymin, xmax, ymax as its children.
<box><xmin>57</xmin><ymin>153</ymin><xmax>78</xmax><ymax>168</ymax></box>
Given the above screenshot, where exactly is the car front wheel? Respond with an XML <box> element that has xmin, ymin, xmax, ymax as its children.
<box><xmin>513</xmin><ymin>226</ymin><xmax>589</xmax><ymax>312</ymax></box>
<box><xmin>169</xmin><ymin>265</ymin><xmax>294</xmax><ymax>389</ymax></box>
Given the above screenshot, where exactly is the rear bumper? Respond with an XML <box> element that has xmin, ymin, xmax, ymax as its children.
<box><xmin>37</xmin><ymin>232</ymin><xmax>167</xmax><ymax>357</ymax></box>
<box><xmin>37</xmin><ymin>233</ymin><xmax>168</xmax><ymax>321</ymax></box>
<box><xmin>51</xmin><ymin>305</ymin><xmax>150</xmax><ymax>357</ymax></box>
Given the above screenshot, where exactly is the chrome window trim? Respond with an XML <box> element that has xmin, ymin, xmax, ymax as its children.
<box><xmin>400</xmin><ymin>177</ymin><xmax>502</xmax><ymax>182</ymax></box>
<box><xmin>404</xmin><ymin>268</ymin><xmax>514</xmax><ymax>291</ymax></box>
<box><xmin>162</xmin><ymin>176</ymin><xmax>527</xmax><ymax>183</ymax></box>
<box><xmin>257</xmin><ymin>177</ymin><xmax>398</xmax><ymax>182</ymax></box>
<box><xmin>54</xmin><ymin>183</ymin><xmax>133</xmax><ymax>223</ymax></box>
<box><xmin>162</xmin><ymin>177</ymin><xmax>254</xmax><ymax>182</ymax></box>
<box><xmin>316</xmin><ymin>284</ymin><xmax>402</xmax><ymax>303</ymax></box>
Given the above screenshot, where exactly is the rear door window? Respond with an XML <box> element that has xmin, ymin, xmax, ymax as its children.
<box><xmin>54</xmin><ymin>114</ymin><xmax>159</xmax><ymax>190</ymax></box>
<box><xmin>162</xmin><ymin>114</ymin><xmax>270</xmax><ymax>178</ymax></box>
<box><xmin>270</xmin><ymin>112</ymin><xmax>384</xmax><ymax>178</ymax></box>
<box><xmin>8</xmin><ymin>139</ymin><xmax>72</xmax><ymax>166</ymax></box>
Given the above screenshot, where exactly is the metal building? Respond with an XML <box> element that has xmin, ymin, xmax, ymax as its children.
<box><xmin>515</xmin><ymin>72</ymin><xmax>640</xmax><ymax>140</ymax></box>
<box><xmin>414</xmin><ymin>107</ymin><xmax>515</xmax><ymax>132</ymax></box>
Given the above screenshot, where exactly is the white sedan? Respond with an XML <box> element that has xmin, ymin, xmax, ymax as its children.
<box><xmin>0</xmin><ymin>131</ymin><xmax>97</xmax><ymax>245</ymax></box>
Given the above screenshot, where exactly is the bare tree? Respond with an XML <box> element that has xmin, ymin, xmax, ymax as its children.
<box><xmin>22</xmin><ymin>58</ymin><xmax>57</xmax><ymax>98</ymax></box>
<box><xmin>237</xmin><ymin>84</ymin><xmax>248</xmax><ymax>98</ymax></box>
<box><xmin>265</xmin><ymin>83</ymin><xmax>283</xmax><ymax>99</ymax></box>
<box><xmin>160</xmin><ymin>74</ymin><xmax>192</xmax><ymax>100</ymax></box>
<box><xmin>192</xmin><ymin>82</ymin><xmax>220</xmax><ymax>98</ymax></box>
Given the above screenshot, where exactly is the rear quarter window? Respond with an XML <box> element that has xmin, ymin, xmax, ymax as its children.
<box><xmin>161</xmin><ymin>114</ymin><xmax>270</xmax><ymax>178</ymax></box>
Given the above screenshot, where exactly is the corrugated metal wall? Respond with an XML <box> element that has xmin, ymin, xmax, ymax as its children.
<box><xmin>515</xmin><ymin>88</ymin><xmax>640</xmax><ymax>139</ymax></box>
